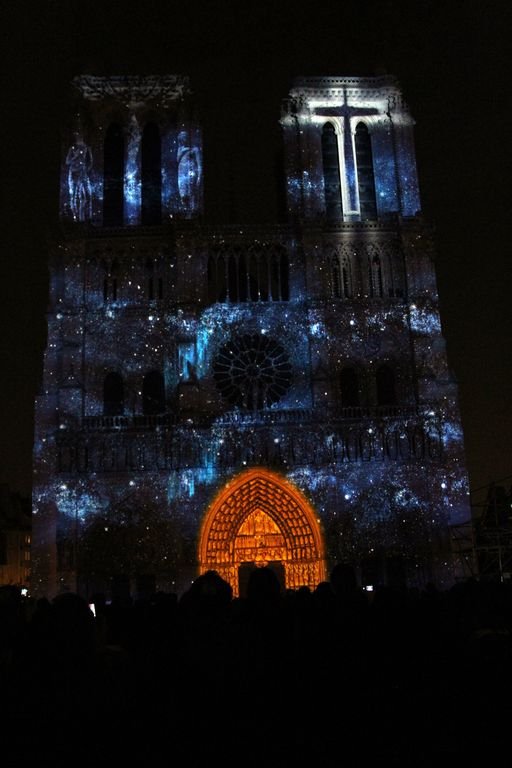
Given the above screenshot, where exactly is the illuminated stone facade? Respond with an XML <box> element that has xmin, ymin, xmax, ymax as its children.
<box><xmin>32</xmin><ymin>74</ymin><xmax>472</xmax><ymax>598</ymax></box>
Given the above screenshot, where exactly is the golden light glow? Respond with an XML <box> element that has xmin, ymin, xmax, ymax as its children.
<box><xmin>199</xmin><ymin>467</ymin><xmax>326</xmax><ymax>596</ymax></box>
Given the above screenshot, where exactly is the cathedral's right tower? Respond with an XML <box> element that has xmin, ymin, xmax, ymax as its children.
<box><xmin>278</xmin><ymin>75</ymin><xmax>473</xmax><ymax>584</ymax></box>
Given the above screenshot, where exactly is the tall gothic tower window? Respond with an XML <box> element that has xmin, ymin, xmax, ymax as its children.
<box><xmin>355</xmin><ymin>123</ymin><xmax>377</xmax><ymax>220</ymax></box>
<box><xmin>142</xmin><ymin>371</ymin><xmax>165</xmax><ymax>415</ymax></box>
<box><xmin>141</xmin><ymin>122</ymin><xmax>162</xmax><ymax>225</ymax></box>
<box><xmin>103</xmin><ymin>123</ymin><xmax>124</xmax><ymax>226</ymax></box>
<box><xmin>103</xmin><ymin>372</ymin><xmax>124</xmax><ymax>416</ymax></box>
<box><xmin>376</xmin><ymin>365</ymin><xmax>396</xmax><ymax>406</ymax></box>
<box><xmin>321</xmin><ymin>123</ymin><xmax>343</xmax><ymax>221</ymax></box>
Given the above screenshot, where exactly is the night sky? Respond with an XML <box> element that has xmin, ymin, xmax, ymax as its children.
<box><xmin>1</xmin><ymin>0</ymin><xmax>510</xmax><ymax>510</ymax></box>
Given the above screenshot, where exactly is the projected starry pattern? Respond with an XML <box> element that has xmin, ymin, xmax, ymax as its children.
<box><xmin>213</xmin><ymin>334</ymin><xmax>292</xmax><ymax>410</ymax></box>
<box><xmin>31</xmin><ymin>73</ymin><xmax>473</xmax><ymax>598</ymax></box>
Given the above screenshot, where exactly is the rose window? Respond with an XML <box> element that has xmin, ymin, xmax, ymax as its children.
<box><xmin>213</xmin><ymin>334</ymin><xmax>292</xmax><ymax>410</ymax></box>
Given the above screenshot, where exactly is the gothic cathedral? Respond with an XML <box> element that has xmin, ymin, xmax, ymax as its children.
<box><xmin>32</xmin><ymin>74</ymin><xmax>472</xmax><ymax>598</ymax></box>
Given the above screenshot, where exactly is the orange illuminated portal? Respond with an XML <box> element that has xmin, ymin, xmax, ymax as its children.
<box><xmin>199</xmin><ymin>468</ymin><xmax>326</xmax><ymax>596</ymax></box>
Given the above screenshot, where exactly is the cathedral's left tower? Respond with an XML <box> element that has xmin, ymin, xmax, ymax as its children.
<box><xmin>32</xmin><ymin>76</ymin><xmax>203</xmax><ymax>597</ymax></box>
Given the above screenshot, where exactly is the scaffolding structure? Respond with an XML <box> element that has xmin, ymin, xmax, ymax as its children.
<box><xmin>470</xmin><ymin>476</ymin><xmax>512</xmax><ymax>582</ymax></box>
<box><xmin>449</xmin><ymin>519</ymin><xmax>477</xmax><ymax>581</ymax></box>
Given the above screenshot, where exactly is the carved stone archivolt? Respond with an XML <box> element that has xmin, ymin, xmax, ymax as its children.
<box><xmin>199</xmin><ymin>467</ymin><xmax>326</xmax><ymax>596</ymax></box>
<box><xmin>73</xmin><ymin>75</ymin><xmax>191</xmax><ymax>105</ymax></box>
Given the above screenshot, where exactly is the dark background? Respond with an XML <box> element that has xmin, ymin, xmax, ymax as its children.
<box><xmin>1</xmin><ymin>0</ymin><xmax>510</xmax><ymax>508</ymax></box>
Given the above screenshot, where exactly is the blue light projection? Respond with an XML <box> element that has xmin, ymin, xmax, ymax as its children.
<box><xmin>178</xmin><ymin>341</ymin><xmax>198</xmax><ymax>382</ymax></box>
<box><xmin>60</xmin><ymin>76</ymin><xmax>203</xmax><ymax>225</ymax></box>
<box><xmin>65</xmin><ymin>134</ymin><xmax>93</xmax><ymax>222</ymax></box>
<box><xmin>124</xmin><ymin>114</ymin><xmax>141</xmax><ymax>225</ymax></box>
<box><xmin>33</xmin><ymin>74</ymin><xmax>472</xmax><ymax>599</ymax></box>
<box><xmin>55</xmin><ymin>483</ymin><xmax>97</xmax><ymax>522</ymax></box>
<box><xmin>282</xmin><ymin>77</ymin><xmax>421</xmax><ymax>221</ymax></box>
<box><xmin>371</xmin><ymin>125</ymin><xmax>400</xmax><ymax>215</ymax></box>
<box><xmin>408</xmin><ymin>305</ymin><xmax>442</xmax><ymax>335</ymax></box>
<box><xmin>442</xmin><ymin>420</ymin><xmax>465</xmax><ymax>446</ymax></box>
<box><xmin>177</xmin><ymin>130</ymin><xmax>202</xmax><ymax>211</ymax></box>
<box><xmin>394</xmin><ymin>121</ymin><xmax>421</xmax><ymax>217</ymax></box>
<box><xmin>163</xmin><ymin>126</ymin><xmax>203</xmax><ymax>219</ymax></box>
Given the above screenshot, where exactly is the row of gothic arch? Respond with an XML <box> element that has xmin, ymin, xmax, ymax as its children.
<box><xmin>330</xmin><ymin>245</ymin><xmax>405</xmax><ymax>300</ymax></box>
<box><xmin>102</xmin><ymin>363</ymin><xmax>398</xmax><ymax>416</ymax></box>
<box><xmin>74</xmin><ymin>119</ymin><xmax>382</xmax><ymax>226</ymax></box>
<box><xmin>207</xmin><ymin>246</ymin><xmax>289</xmax><ymax>304</ymax></box>
<box><xmin>82</xmin><ymin>244</ymin><xmax>404</xmax><ymax>306</ymax></box>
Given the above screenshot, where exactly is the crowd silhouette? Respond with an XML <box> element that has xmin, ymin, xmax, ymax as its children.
<box><xmin>1</xmin><ymin>567</ymin><xmax>512</xmax><ymax>766</ymax></box>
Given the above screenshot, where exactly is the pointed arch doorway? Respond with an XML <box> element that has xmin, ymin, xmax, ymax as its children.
<box><xmin>199</xmin><ymin>468</ymin><xmax>326</xmax><ymax>597</ymax></box>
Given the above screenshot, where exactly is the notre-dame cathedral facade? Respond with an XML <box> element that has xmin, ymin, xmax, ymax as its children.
<box><xmin>32</xmin><ymin>74</ymin><xmax>472</xmax><ymax>598</ymax></box>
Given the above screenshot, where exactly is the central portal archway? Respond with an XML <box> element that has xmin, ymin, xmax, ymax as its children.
<box><xmin>199</xmin><ymin>468</ymin><xmax>326</xmax><ymax>596</ymax></box>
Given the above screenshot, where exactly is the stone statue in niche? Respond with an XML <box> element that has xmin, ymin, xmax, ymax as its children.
<box><xmin>178</xmin><ymin>340</ymin><xmax>198</xmax><ymax>382</ymax></box>
<box><xmin>66</xmin><ymin>133</ymin><xmax>93</xmax><ymax>221</ymax></box>
<box><xmin>177</xmin><ymin>130</ymin><xmax>201</xmax><ymax>211</ymax></box>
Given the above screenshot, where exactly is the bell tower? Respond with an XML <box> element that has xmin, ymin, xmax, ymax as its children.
<box><xmin>60</xmin><ymin>74</ymin><xmax>203</xmax><ymax>226</ymax></box>
<box><xmin>281</xmin><ymin>75</ymin><xmax>420</xmax><ymax>222</ymax></box>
